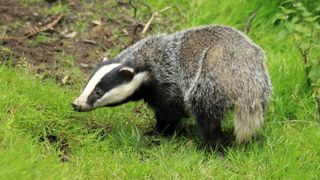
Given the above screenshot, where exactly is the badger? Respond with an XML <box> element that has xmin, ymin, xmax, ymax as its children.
<box><xmin>72</xmin><ymin>25</ymin><xmax>272</xmax><ymax>148</ymax></box>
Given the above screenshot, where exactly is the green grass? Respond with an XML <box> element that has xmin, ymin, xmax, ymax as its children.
<box><xmin>1</xmin><ymin>0</ymin><xmax>320</xmax><ymax>179</ymax></box>
<box><xmin>31</xmin><ymin>32</ymin><xmax>54</xmax><ymax>46</ymax></box>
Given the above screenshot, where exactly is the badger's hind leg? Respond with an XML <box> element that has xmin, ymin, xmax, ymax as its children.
<box><xmin>194</xmin><ymin>104</ymin><xmax>226</xmax><ymax>149</ymax></box>
<box><xmin>189</xmin><ymin>94</ymin><xmax>227</xmax><ymax>149</ymax></box>
<box><xmin>234</xmin><ymin>97</ymin><xmax>264</xmax><ymax>144</ymax></box>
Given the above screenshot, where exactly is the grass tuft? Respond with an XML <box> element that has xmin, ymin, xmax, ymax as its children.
<box><xmin>1</xmin><ymin>0</ymin><xmax>319</xmax><ymax>178</ymax></box>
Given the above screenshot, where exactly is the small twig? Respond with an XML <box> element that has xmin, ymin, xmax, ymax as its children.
<box><xmin>316</xmin><ymin>96</ymin><xmax>320</xmax><ymax>115</ymax></box>
<box><xmin>0</xmin><ymin>36</ymin><xmax>23</xmax><ymax>41</ymax></box>
<box><xmin>81</xmin><ymin>39</ymin><xmax>97</xmax><ymax>45</ymax></box>
<box><xmin>290</xmin><ymin>27</ymin><xmax>313</xmax><ymax>87</ymax></box>
<box><xmin>141</xmin><ymin>7</ymin><xmax>171</xmax><ymax>35</ymax></box>
<box><xmin>122</xmin><ymin>29</ymin><xmax>130</xmax><ymax>36</ymax></box>
<box><xmin>265</xmin><ymin>120</ymin><xmax>320</xmax><ymax>125</ymax></box>
<box><xmin>128</xmin><ymin>0</ymin><xmax>137</xmax><ymax>18</ymax></box>
<box><xmin>141</xmin><ymin>14</ymin><xmax>157</xmax><ymax>34</ymax></box>
<box><xmin>122</xmin><ymin>14</ymin><xmax>138</xmax><ymax>24</ymax></box>
<box><xmin>137</xmin><ymin>1</ymin><xmax>152</xmax><ymax>18</ymax></box>
<box><xmin>25</xmin><ymin>13</ymin><xmax>64</xmax><ymax>38</ymax></box>
<box><xmin>122</xmin><ymin>15</ymin><xmax>144</xmax><ymax>26</ymax></box>
<box><xmin>159</xmin><ymin>7</ymin><xmax>172</xmax><ymax>14</ymax></box>
<box><xmin>244</xmin><ymin>12</ymin><xmax>256</xmax><ymax>34</ymax></box>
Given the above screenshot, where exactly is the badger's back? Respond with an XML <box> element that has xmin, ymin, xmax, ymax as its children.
<box><xmin>172</xmin><ymin>25</ymin><xmax>271</xmax><ymax>103</ymax></box>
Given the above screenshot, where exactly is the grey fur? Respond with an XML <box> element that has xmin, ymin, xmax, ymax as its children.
<box><xmin>80</xmin><ymin>25</ymin><xmax>272</xmax><ymax>147</ymax></box>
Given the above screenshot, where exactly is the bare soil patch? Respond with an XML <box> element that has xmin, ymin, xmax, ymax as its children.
<box><xmin>0</xmin><ymin>0</ymin><xmax>171</xmax><ymax>83</ymax></box>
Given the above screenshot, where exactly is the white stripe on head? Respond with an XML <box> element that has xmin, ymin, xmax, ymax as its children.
<box><xmin>93</xmin><ymin>72</ymin><xmax>148</xmax><ymax>107</ymax></box>
<box><xmin>77</xmin><ymin>63</ymin><xmax>122</xmax><ymax>104</ymax></box>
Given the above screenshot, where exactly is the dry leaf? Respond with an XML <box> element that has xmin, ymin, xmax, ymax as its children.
<box><xmin>62</xmin><ymin>75</ymin><xmax>69</xmax><ymax>84</ymax></box>
<box><xmin>91</xmin><ymin>20</ymin><xmax>102</xmax><ymax>26</ymax></box>
<box><xmin>63</xmin><ymin>31</ymin><xmax>77</xmax><ymax>39</ymax></box>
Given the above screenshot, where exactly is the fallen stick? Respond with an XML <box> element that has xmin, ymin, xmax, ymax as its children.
<box><xmin>141</xmin><ymin>7</ymin><xmax>171</xmax><ymax>34</ymax></box>
<box><xmin>0</xmin><ymin>36</ymin><xmax>23</xmax><ymax>41</ymax></box>
<box><xmin>81</xmin><ymin>39</ymin><xmax>97</xmax><ymax>45</ymax></box>
<box><xmin>122</xmin><ymin>15</ymin><xmax>145</xmax><ymax>26</ymax></box>
<box><xmin>244</xmin><ymin>12</ymin><xmax>256</xmax><ymax>34</ymax></box>
<box><xmin>25</xmin><ymin>13</ymin><xmax>64</xmax><ymax>38</ymax></box>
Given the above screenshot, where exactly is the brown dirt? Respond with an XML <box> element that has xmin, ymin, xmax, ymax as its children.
<box><xmin>0</xmin><ymin>0</ymin><xmax>165</xmax><ymax>84</ymax></box>
<box><xmin>40</xmin><ymin>134</ymin><xmax>71</xmax><ymax>162</ymax></box>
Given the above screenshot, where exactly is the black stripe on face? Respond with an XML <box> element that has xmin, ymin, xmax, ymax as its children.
<box><xmin>86</xmin><ymin>66</ymin><xmax>133</xmax><ymax>106</ymax></box>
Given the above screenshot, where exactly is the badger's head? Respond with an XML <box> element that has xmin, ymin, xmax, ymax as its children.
<box><xmin>72</xmin><ymin>62</ymin><xmax>148</xmax><ymax>112</ymax></box>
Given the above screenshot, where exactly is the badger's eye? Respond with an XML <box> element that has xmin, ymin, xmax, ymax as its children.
<box><xmin>93</xmin><ymin>87</ymin><xmax>104</xmax><ymax>97</ymax></box>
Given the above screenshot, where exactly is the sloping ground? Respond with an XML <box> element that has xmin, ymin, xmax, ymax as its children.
<box><xmin>0</xmin><ymin>0</ymin><xmax>177</xmax><ymax>84</ymax></box>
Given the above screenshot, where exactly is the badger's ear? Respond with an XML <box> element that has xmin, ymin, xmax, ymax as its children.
<box><xmin>119</xmin><ymin>67</ymin><xmax>134</xmax><ymax>80</ymax></box>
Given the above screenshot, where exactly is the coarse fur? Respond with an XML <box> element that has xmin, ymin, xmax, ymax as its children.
<box><xmin>73</xmin><ymin>25</ymin><xmax>272</xmax><ymax>148</ymax></box>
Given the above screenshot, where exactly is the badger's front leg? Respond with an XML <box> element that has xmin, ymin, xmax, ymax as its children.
<box><xmin>154</xmin><ymin>107</ymin><xmax>184</xmax><ymax>135</ymax></box>
<box><xmin>144</xmin><ymin>84</ymin><xmax>186</xmax><ymax>136</ymax></box>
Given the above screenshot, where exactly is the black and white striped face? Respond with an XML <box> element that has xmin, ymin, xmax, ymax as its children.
<box><xmin>72</xmin><ymin>63</ymin><xmax>148</xmax><ymax>112</ymax></box>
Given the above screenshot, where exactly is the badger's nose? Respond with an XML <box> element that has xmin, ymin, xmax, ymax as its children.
<box><xmin>72</xmin><ymin>102</ymin><xmax>81</xmax><ymax>111</ymax></box>
<box><xmin>72</xmin><ymin>98</ymin><xmax>93</xmax><ymax>112</ymax></box>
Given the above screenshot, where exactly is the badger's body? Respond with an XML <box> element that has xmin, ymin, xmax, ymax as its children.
<box><xmin>73</xmin><ymin>25</ymin><xmax>272</xmax><ymax>148</ymax></box>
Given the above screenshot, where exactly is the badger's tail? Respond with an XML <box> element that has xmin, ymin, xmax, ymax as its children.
<box><xmin>234</xmin><ymin>96</ymin><xmax>264</xmax><ymax>144</ymax></box>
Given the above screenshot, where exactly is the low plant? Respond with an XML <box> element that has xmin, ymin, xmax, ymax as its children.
<box><xmin>273</xmin><ymin>0</ymin><xmax>320</xmax><ymax>114</ymax></box>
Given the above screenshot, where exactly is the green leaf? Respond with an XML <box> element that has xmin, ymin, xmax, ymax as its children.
<box><xmin>302</xmin><ymin>11</ymin><xmax>312</xmax><ymax>18</ymax></box>
<box><xmin>291</xmin><ymin>16</ymin><xmax>300</xmax><ymax>24</ymax></box>
<box><xmin>280</xmin><ymin>6</ymin><xmax>297</xmax><ymax>15</ymax></box>
<box><xmin>294</xmin><ymin>2</ymin><xmax>308</xmax><ymax>13</ymax></box>
<box><xmin>272</xmin><ymin>13</ymin><xmax>288</xmax><ymax>24</ymax></box>
<box><xmin>292</xmin><ymin>24</ymin><xmax>311</xmax><ymax>34</ymax></box>
<box><xmin>280</xmin><ymin>0</ymin><xmax>295</xmax><ymax>6</ymax></box>
<box><xmin>314</xmin><ymin>22</ymin><xmax>320</xmax><ymax>30</ymax></box>
<box><xmin>300</xmin><ymin>42</ymin><xmax>310</xmax><ymax>50</ymax></box>
<box><xmin>308</xmin><ymin>64</ymin><xmax>320</xmax><ymax>82</ymax></box>
<box><xmin>304</xmin><ymin>16</ymin><xmax>319</xmax><ymax>23</ymax></box>
<box><xmin>314</xmin><ymin>4</ymin><xmax>320</xmax><ymax>12</ymax></box>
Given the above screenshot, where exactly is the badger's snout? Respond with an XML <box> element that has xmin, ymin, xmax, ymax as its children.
<box><xmin>72</xmin><ymin>98</ymin><xmax>93</xmax><ymax>112</ymax></box>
